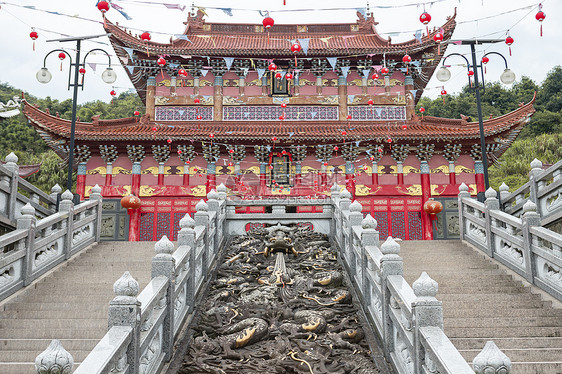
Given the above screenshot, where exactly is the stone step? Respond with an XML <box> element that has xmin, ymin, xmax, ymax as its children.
<box><xmin>444</xmin><ymin>326</ymin><xmax>562</xmax><ymax>339</ymax></box>
<box><xmin>441</xmin><ymin>298</ymin><xmax>550</xmax><ymax>310</ymax></box>
<box><xmin>509</xmin><ymin>362</ymin><xmax>562</xmax><ymax>374</ymax></box>
<box><xmin>0</xmin><ymin>349</ymin><xmax>92</xmax><ymax>363</ymax></box>
<box><xmin>449</xmin><ymin>337</ymin><xmax>562</xmax><ymax>350</ymax></box>
<box><xmin>460</xmin><ymin>348</ymin><xmax>562</xmax><ymax>363</ymax></box>
<box><xmin>444</xmin><ymin>316</ymin><xmax>562</xmax><ymax>328</ymax></box>
<box><xmin>0</xmin><ymin>309</ymin><xmax>108</xmax><ymax>319</ymax></box>
<box><xmin>0</xmin><ymin>318</ymin><xmax>106</xmax><ymax>330</ymax></box>
<box><xmin>0</xmin><ymin>338</ymin><xmax>99</xmax><ymax>351</ymax></box>
<box><xmin>3</xmin><ymin>302</ymin><xmax>111</xmax><ymax>312</ymax></box>
<box><xmin>444</xmin><ymin>307</ymin><xmax>562</xmax><ymax>319</ymax></box>
<box><xmin>1</xmin><ymin>328</ymin><xmax>104</xmax><ymax>339</ymax></box>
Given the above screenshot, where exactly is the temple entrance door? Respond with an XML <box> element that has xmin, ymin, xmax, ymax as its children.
<box><xmin>271</xmin><ymin>155</ymin><xmax>291</xmax><ymax>186</ymax></box>
<box><xmin>356</xmin><ymin>198</ymin><xmax>423</xmax><ymax>241</ymax></box>
<box><xmin>432</xmin><ymin>198</ymin><xmax>461</xmax><ymax>240</ymax></box>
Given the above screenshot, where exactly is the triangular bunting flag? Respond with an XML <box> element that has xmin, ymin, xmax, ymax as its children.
<box><xmin>310</xmin><ymin>111</ymin><xmax>318</xmax><ymax>119</ymax></box>
<box><xmin>223</xmin><ymin>57</ymin><xmax>234</xmax><ymax>71</ymax></box>
<box><xmin>88</xmin><ymin>62</ymin><xmax>97</xmax><ymax>72</ymax></box>
<box><xmin>244</xmin><ymin>112</ymin><xmax>250</xmax><ymax>117</ymax></box>
<box><xmin>221</xmin><ymin>8</ymin><xmax>233</xmax><ymax>16</ymax></box>
<box><xmin>341</xmin><ymin>66</ymin><xmax>350</xmax><ymax>77</ymax></box>
<box><xmin>415</xmin><ymin>30</ymin><xmax>422</xmax><ymax>44</ymax></box>
<box><xmin>257</xmin><ymin>68</ymin><xmax>266</xmax><ymax>80</ymax></box>
<box><xmin>126</xmin><ymin>65</ymin><xmax>134</xmax><ymax>74</ymax></box>
<box><xmin>175</xmin><ymin>35</ymin><xmax>193</xmax><ymax>43</ymax></box>
<box><xmin>362</xmin><ymin>69</ymin><xmax>371</xmax><ymax>78</ymax></box>
<box><xmin>121</xmin><ymin>47</ymin><xmax>134</xmax><ymax>61</ymax></box>
<box><xmin>298</xmin><ymin>38</ymin><xmax>310</xmax><ymax>56</ymax></box>
<box><xmin>356</xmin><ymin>8</ymin><xmax>367</xmax><ymax>17</ymax></box>
<box><xmin>348</xmin><ymin>94</ymin><xmax>355</xmax><ymax>104</ymax></box>
<box><xmin>327</xmin><ymin>57</ymin><xmax>338</xmax><ymax>70</ymax></box>
<box><xmin>410</xmin><ymin>90</ymin><xmax>418</xmax><ymax>97</ymax></box>
<box><xmin>201</xmin><ymin>69</ymin><xmax>210</xmax><ymax>77</ymax></box>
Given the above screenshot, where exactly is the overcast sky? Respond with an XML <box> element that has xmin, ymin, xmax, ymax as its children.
<box><xmin>0</xmin><ymin>0</ymin><xmax>558</xmax><ymax>105</ymax></box>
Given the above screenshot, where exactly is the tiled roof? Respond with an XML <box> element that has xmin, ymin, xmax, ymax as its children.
<box><xmin>104</xmin><ymin>11</ymin><xmax>456</xmax><ymax>57</ymax></box>
<box><xmin>23</xmin><ymin>95</ymin><xmax>535</xmax><ymax>145</ymax></box>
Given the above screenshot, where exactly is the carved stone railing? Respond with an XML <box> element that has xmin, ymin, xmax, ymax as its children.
<box><xmin>501</xmin><ymin>158</ymin><xmax>562</xmax><ymax>226</ymax></box>
<box><xmin>0</xmin><ymin>153</ymin><xmax>58</xmax><ymax>228</ymax></box>
<box><xmin>460</xmin><ymin>183</ymin><xmax>562</xmax><ymax>301</ymax></box>
<box><xmin>225</xmin><ymin>196</ymin><xmax>333</xmax><ymax>235</ymax></box>
<box><xmin>332</xmin><ymin>183</ymin><xmax>510</xmax><ymax>374</ymax></box>
<box><xmin>0</xmin><ymin>186</ymin><xmax>102</xmax><ymax>302</ymax></box>
<box><xmin>36</xmin><ymin>191</ymin><xmax>226</xmax><ymax>374</ymax></box>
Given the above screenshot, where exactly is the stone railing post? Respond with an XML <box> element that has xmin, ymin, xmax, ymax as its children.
<box><xmin>412</xmin><ymin>272</ymin><xmax>443</xmax><ymax>374</ymax></box>
<box><xmin>35</xmin><ymin>339</ymin><xmax>74</xmax><ymax>374</ymax></box>
<box><xmin>331</xmin><ymin>183</ymin><xmax>340</xmax><ymax>200</ymax></box>
<box><xmin>473</xmin><ymin>341</ymin><xmax>511</xmax><ymax>374</ymax></box>
<box><xmin>151</xmin><ymin>236</ymin><xmax>175</xmax><ymax>361</ymax></box>
<box><xmin>339</xmin><ymin>188</ymin><xmax>352</xmax><ymax>211</ymax></box>
<box><xmin>4</xmin><ymin>152</ymin><xmax>19</xmax><ymax>221</ymax></box>
<box><xmin>348</xmin><ymin>201</ymin><xmax>364</xmax><ymax>277</ymax></box>
<box><xmin>194</xmin><ymin>199</ymin><xmax>210</xmax><ymax>277</ymax></box>
<box><xmin>207</xmin><ymin>189</ymin><xmax>221</xmax><ymax>248</ymax></box>
<box><xmin>499</xmin><ymin>182</ymin><xmax>510</xmax><ymax>210</ymax></box>
<box><xmin>89</xmin><ymin>184</ymin><xmax>103</xmax><ymax>242</ymax></box>
<box><xmin>458</xmin><ymin>183</ymin><xmax>471</xmax><ymax>241</ymax></box>
<box><xmin>178</xmin><ymin>214</ymin><xmax>196</xmax><ymax>307</ymax></box>
<box><xmin>216</xmin><ymin>183</ymin><xmax>228</xmax><ymax>201</ymax></box>
<box><xmin>483</xmin><ymin>187</ymin><xmax>499</xmax><ymax>258</ymax></box>
<box><xmin>380</xmin><ymin>237</ymin><xmax>403</xmax><ymax>355</ymax></box>
<box><xmin>109</xmin><ymin>272</ymin><xmax>141</xmax><ymax>374</ymax></box>
<box><xmin>361</xmin><ymin>214</ymin><xmax>378</xmax><ymax>306</ymax></box>
<box><xmin>528</xmin><ymin>158</ymin><xmax>542</xmax><ymax>214</ymax></box>
<box><xmin>58</xmin><ymin>190</ymin><xmax>75</xmax><ymax>260</ymax></box>
<box><xmin>18</xmin><ymin>203</ymin><xmax>36</xmax><ymax>286</ymax></box>
<box><xmin>521</xmin><ymin>200</ymin><xmax>541</xmax><ymax>283</ymax></box>
<box><xmin>49</xmin><ymin>184</ymin><xmax>62</xmax><ymax>212</ymax></box>
<box><xmin>330</xmin><ymin>183</ymin><xmax>340</xmax><ymax>235</ymax></box>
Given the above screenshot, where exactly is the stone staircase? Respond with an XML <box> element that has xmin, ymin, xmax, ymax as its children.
<box><xmin>0</xmin><ymin>241</ymin><xmax>156</xmax><ymax>374</ymax></box>
<box><xmin>400</xmin><ymin>240</ymin><xmax>562</xmax><ymax>374</ymax></box>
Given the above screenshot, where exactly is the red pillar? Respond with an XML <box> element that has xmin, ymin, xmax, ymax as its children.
<box><xmin>260</xmin><ymin>163</ymin><xmax>267</xmax><ymax>195</ymax></box>
<box><xmin>449</xmin><ymin>162</ymin><xmax>457</xmax><ymax>185</ymax></box>
<box><xmin>475</xmin><ymin>161</ymin><xmax>485</xmax><ymax>194</ymax></box>
<box><xmin>371</xmin><ymin>163</ymin><xmax>378</xmax><ymax>185</ymax></box>
<box><xmin>105</xmin><ymin>163</ymin><xmax>113</xmax><ymax>186</ymax></box>
<box><xmin>157</xmin><ymin>162</ymin><xmax>165</xmax><ymax>186</ymax></box>
<box><xmin>420</xmin><ymin>161</ymin><xmax>433</xmax><ymax>240</ymax></box>
<box><xmin>183</xmin><ymin>163</ymin><xmax>190</xmax><ymax>185</ymax></box>
<box><xmin>129</xmin><ymin>162</ymin><xmax>142</xmax><ymax>241</ymax></box>
<box><xmin>397</xmin><ymin>161</ymin><xmax>404</xmax><ymax>185</ymax></box>
<box><xmin>76</xmin><ymin>162</ymin><xmax>86</xmax><ymax>200</ymax></box>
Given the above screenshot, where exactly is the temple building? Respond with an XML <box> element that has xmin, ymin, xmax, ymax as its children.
<box><xmin>22</xmin><ymin>9</ymin><xmax>535</xmax><ymax>242</ymax></box>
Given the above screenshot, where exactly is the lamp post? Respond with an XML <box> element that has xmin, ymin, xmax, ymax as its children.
<box><xmin>36</xmin><ymin>34</ymin><xmax>116</xmax><ymax>197</ymax></box>
<box><xmin>435</xmin><ymin>39</ymin><xmax>516</xmax><ymax>201</ymax></box>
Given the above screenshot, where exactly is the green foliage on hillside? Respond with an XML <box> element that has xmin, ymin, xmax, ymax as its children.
<box><xmin>0</xmin><ymin>82</ymin><xmax>144</xmax><ymax>193</ymax></box>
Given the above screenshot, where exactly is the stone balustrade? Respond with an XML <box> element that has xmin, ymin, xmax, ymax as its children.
<box><xmin>0</xmin><ymin>185</ymin><xmax>102</xmax><ymax>302</ymax></box>
<box><xmin>0</xmin><ymin>153</ymin><xmax>58</xmax><ymax>227</ymax></box>
<box><xmin>36</xmin><ymin>191</ymin><xmax>226</xmax><ymax>374</ymax></box>
<box><xmin>501</xmin><ymin>158</ymin><xmax>562</xmax><ymax>226</ymax></box>
<box><xmin>332</xmin><ymin>184</ymin><xmax>510</xmax><ymax>374</ymax></box>
<box><xmin>460</xmin><ymin>183</ymin><xmax>562</xmax><ymax>301</ymax></box>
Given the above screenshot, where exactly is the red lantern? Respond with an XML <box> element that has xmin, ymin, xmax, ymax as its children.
<box><xmin>402</xmin><ymin>54</ymin><xmax>412</xmax><ymax>63</ymax></box>
<box><xmin>141</xmin><ymin>32</ymin><xmax>151</xmax><ymax>41</ymax></box>
<box><xmin>419</xmin><ymin>12</ymin><xmax>431</xmax><ymax>34</ymax></box>
<box><xmin>378</xmin><ymin>148</ymin><xmax>383</xmax><ymax>153</ymax></box>
<box><xmin>178</xmin><ymin>68</ymin><xmax>188</xmax><ymax>77</ymax></box>
<box><xmin>228</xmin><ymin>162</ymin><xmax>233</xmax><ymax>167</ymax></box>
<box><xmin>110</xmin><ymin>90</ymin><xmax>116</xmax><ymax>97</ymax></box>
<box><xmin>157</xmin><ymin>57</ymin><xmax>166</xmax><ymax>67</ymax></box>
<box><xmin>229</xmin><ymin>149</ymin><xmax>235</xmax><ymax>154</ymax></box>
<box><xmin>419</xmin><ymin>107</ymin><xmax>425</xmax><ymax>113</ymax></box>
<box><xmin>441</xmin><ymin>88</ymin><xmax>447</xmax><ymax>104</ymax></box>
<box><xmin>272</xmin><ymin>136</ymin><xmax>278</xmax><ymax>141</ymax></box>
<box><xmin>269</xmin><ymin>164</ymin><xmax>274</xmax><ymax>169</ymax></box>
<box><xmin>269</xmin><ymin>63</ymin><xmax>277</xmax><ymax>72</ymax></box>
<box><xmin>167</xmin><ymin>138</ymin><xmax>172</xmax><ymax>144</ymax></box>
<box><xmin>120</xmin><ymin>194</ymin><xmax>141</xmax><ymax>210</ymax></box>
<box><xmin>386</xmin><ymin>137</ymin><xmax>392</xmax><ymax>143</ymax></box>
<box><xmin>290</xmin><ymin>43</ymin><xmax>301</xmax><ymax>53</ymax></box>
<box><xmin>372</xmin><ymin>73</ymin><xmax>379</xmax><ymax>80</ymax></box>
<box><xmin>468</xmin><ymin>70</ymin><xmax>474</xmax><ymax>86</ymax></box>
<box><xmin>30</xmin><ymin>30</ymin><xmax>38</xmax><ymax>51</ymax></box>
<box><xmin>505</xmin><ymin>35</ymin><xmax>514</xmax><ymax>56</ymax></box>
<box><xmin>79</xmin><ymin>68</ymin><xmax>86</xmax><ymax>75</ymax></box>
<box><xmin>279</xmin><ymin>115</ymin><xmax>285</xmax><ymax>120</ymax></box>
<box><xmin>536</xmin><ymin>7</ymin><xmax>545</xmax><ymax>36</ymax></box>
<box><xmin>482</xmin><ymin>56</ymin><xmax>489</xmax><ymax>74</ymax></box>
<box><xmin>367</xmin><ymin>99</ymin><xmax>374</xmax><ymax>106</ymax></box>
<box><xmin>263</xmin><ymin>16</ymin><xmax>274</xmax><ymax>43</ymax></box>
<box><xmin>370</xmin><ymin>156</ymin><xmax>375</xmax><ymax>161</ymax></box>
<box><xmin>334</xmin><ymin>146</ymin><xmax>339</xmax><ymax>151</ymax></box>
<box><xmin>381</xmin><ymin>67</ymin><xmax>389</xmax><ymax>75</ymax></box>
<box><xmin>433</xmin><ymin>32</ymin><xmax>443</xmax><ymax>43</ymax></box>
<box><xmin>341</xmin><ymin>131</ymin><xmax>347</xmax><ymax>136</ymax></box>
<box><xmin>275</xmin><ymin>72</ymin><xmax>282</xmax><ymax>79</ymax></box>
<box><xmin>97</xmin><ymin>1</ymin><xmax>110</xmax><ymax>13</ymax></box>
<box><xmin>423</xmin><ymin>199</ymin><xmax>443</xmax><ymax>220</ymax></box>
<box><xmin>194</xmin><ymin>98</ymin><xmax>200</xmax><ymax>104</ymax></box>
<box><xmin>285</xmin><ymin>72</ymin><xmax>293</xmax><ymax>80</ymax></box>
<box><xmin>281</xmin><ymin>103</ymin><xmax>287</xmax><ymax>108</ymax></box>
<box><xmin>196</xmin><ymin>114</ymin><xmax>203</xmax><ymax>120</ymax></box>
<box><xmin>58</xmin><ymin>52</ymin><xmax>66</xmax><ymax>71</ymax></box>
<box><xmin>209</xmin><ymin>133</ymin><xmax>215</xmax><ymax>138</ymax></box>
<box><xmin>134</xmin><ymin>110</ymin><xmax>140</xmax><ymax>116</ymax></box>
<box><xmin>402</xmin><ymin>124</ymin><xmax>407</xmax><ymax>130</ymax></box>
<box><xmin>347</xmin><ymin>114</ymin><xmax>352</xmax><ymax>120</ymax></box>
<box><xmin>152</xmin><ymin>126</ymin><xmax>158</xmax><ymax>131</ymax></box>
<box><xmin>263</xmin><ymin>16</ymin><xmax>274</xmax><ymax>30</ymax></box>
<box><xmin>281</xmin><ymin>150</ymin><xmax>287</xmax><ymax>155</ymax></box>
<box><xmin>323</xmin><ymin>162</ymin><xmax>328</xmax><ymax>166</ymax></box>
<box><xmin>178</xmin><ymin>150</ymin><xmax>182</xmax><ymax>154</ymax></box>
